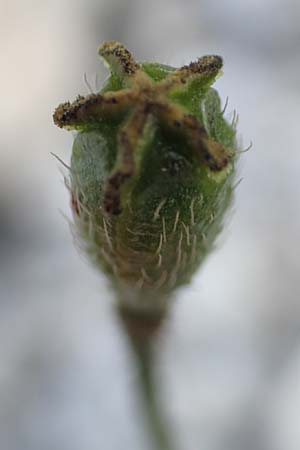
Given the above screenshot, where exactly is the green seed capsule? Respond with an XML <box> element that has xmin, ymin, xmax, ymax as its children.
<box><xmin>53</xmin><ymin>41</ymin><xmax>238</xmax><ymax>314</ymax></box>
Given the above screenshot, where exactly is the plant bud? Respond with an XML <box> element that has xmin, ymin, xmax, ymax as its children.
<box><xmin>53</xmin><ymin>41</ymin><xmax>238</xmax><ymax>315</ymax></box>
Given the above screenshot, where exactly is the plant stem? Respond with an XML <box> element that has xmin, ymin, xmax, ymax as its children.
<box><xmin>118</xmin><ymin>308</ymin><xmax>176</xmax><ymax>450</ymax></box>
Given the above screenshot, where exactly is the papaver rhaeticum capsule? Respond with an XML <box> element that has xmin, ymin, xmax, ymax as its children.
<box><xmin>53</xmin><ymin>41</ymin><xmax>238</xmax><ymax>314</ymax></box>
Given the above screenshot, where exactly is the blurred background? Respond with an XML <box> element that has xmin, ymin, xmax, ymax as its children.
<box><xmin>1</xmin><ymin>0</ymin><xmax>300</xmax><ymax>449</ymax></box>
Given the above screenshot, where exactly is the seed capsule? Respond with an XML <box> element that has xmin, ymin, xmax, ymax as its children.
<box><xmin>53</xmin><ymin>41</ymin><xmax>238</xmax><ymax>314</ymax></box>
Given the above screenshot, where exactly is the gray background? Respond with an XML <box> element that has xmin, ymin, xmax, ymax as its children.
<box><xmin>1</xmin><ymin>0</ymin><xmax>300</xmax><ymax>449</ymax></box>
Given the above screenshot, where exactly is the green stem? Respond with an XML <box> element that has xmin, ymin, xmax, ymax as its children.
<box><xmin>118</xmin><ymin>308</ymin><xmax>176</xmax><ymax>450</ymax></box>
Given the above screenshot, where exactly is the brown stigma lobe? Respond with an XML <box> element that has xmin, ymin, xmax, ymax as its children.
<box><xmin>182</xmin><ymin>55</ymin><xmax>223</xmax><ymax>76</ymax></box>
<box><xmin>99</xmin><ymin>40</ymin><xmax>140</xmax><ymax>75</ymax></box>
